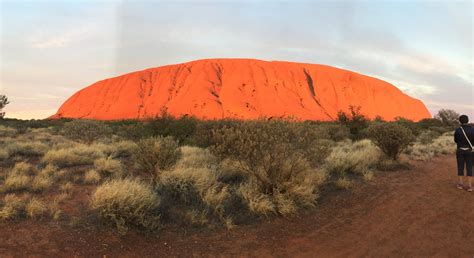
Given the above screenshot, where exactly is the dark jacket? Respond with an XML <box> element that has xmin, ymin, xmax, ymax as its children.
<box><xmin>454</xmin><ymin>124</ymin><xmax>474</xmax><ymax>150</ymax></box>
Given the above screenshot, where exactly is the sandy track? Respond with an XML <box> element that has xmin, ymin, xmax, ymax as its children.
<box><xmin>1</xmin><ymin>155</ymin><xmax>473</xmax><ymax>257</ymax></box>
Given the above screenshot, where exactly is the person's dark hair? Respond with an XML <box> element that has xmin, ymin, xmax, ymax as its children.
<box><xmin>459</xmin><ymin>115</ymin><xmax>469</xmax><ymax>124</ymax></box>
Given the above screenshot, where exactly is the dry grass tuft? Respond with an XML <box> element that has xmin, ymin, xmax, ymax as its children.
<box><xmin>324</xmin><ymin>139</ymin><xmax>381</xmax><ymax>178</ymax></box>
<box><xmin>94</xmin><ymin>157</ymin><xmax>124</xmax><ymax>178</ymax></box>
<box><xmin>90</xmin><ymin>178</ymin><xmax>160</xmax><ymax>234</ymax></box>
<box><xmin>42</xmin><ymin>144</ymin><xmax>104</xmax><ymax>167</ymax></box>
<box><xmin>26</xmin><ymin>198</ymin><xmax>47</xmax><ymax>219</ymax></box>
<box><xmin>406</xmin><ymin>133</ymin><xmax>455</xmax><ymax>161</ymax></box>
<box><xmin>0</xmin><ymin>194</ymin><xmax>27</xmax><ymax>220</ymax></box>
<box><xmin>334</xmin><ymin>177</ymin><xmax>353</xmax><ymax>189</ymax></box>
<box><xmin>7</xmin><ymin>142</ymin><xmax>49</xmax><ymax>157</ymax></box>
<box><xmin>84</xmin><ymin>169</ymin><xmax>102</xmax><ymax>184</ymax></box>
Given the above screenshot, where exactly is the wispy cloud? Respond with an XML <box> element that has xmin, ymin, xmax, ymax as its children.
<box><xmin>29</xmin><ymin>25</ymin><xmax>93</xmax><ymax>49</ymax></box>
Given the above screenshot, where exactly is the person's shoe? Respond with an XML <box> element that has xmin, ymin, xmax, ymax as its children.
<box><xmin>457</xmin><ymin>184</ymin><xmax>464</xmax><ymax>190</ymax></box>
<box><xmin>467</xmin><ymin>187</ymin><xmax>473</xmax><ymax>192</ymax></box>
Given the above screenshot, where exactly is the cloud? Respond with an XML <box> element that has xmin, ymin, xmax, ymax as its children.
<box><xmin>29</xmin><ymin>25</ymin><xmax>93</xmax><ymax>49</ymax></box>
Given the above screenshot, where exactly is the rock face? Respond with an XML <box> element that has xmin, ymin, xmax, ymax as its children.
<box><xmin>52</xmin><ymin>58</ymin><xmax>431</xmax><ymax>121</ymax></box>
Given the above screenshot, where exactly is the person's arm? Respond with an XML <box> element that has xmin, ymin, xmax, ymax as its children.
<box><xmin>454</xmin><ymin>128</ymin><xmax>459</xmax><ymax>143</ymax></box>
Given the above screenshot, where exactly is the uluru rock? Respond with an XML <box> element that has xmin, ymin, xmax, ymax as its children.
<box><xmin>52</xmin><ymin>58</ymin><xmax>431</xmax><ymax>121</ymax></box>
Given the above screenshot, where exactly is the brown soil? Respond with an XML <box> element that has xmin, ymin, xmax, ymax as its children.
<box><xmin>1</xmin><ymin>155</ymin><xmax>473</xmax><ymax>257</ymax></box>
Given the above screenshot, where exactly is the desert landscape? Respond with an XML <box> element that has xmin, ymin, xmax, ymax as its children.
<box><xmin>0</xmin><ymin>105</ymin><xmax>472</xmax><ymax>256</ymax></box>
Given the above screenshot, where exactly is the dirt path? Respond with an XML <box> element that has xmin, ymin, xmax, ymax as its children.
<box><xmin>1</xmin><ymin>155</ymin><xmax>473</xmax><ymax>257</ymax></box>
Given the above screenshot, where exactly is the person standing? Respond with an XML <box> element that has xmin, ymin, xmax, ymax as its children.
<box><xmin>454</xmin><ymin>115</ymin><xmax>474</xmax><ymax>192</ymax></box>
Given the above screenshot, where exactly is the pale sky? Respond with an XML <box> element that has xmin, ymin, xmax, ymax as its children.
<box><xmin>1</xmin><ymin>0</ymin><xmax>473</xmax><ymax>120</ymax></box>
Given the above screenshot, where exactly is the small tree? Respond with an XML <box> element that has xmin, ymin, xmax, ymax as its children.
<box><xmin>435</xmin><ymin>109</ymin><xmax>459</xmax><ymax>126</ymax></box>
<box><xmin>0</xmin><ymin>95</ymin><xmax>10</xmax><ymax>119</ymax></box>
<box><xmin>367</xmin><ymin>123</ymin><xmax>415</xmax><ymax>160</ymax></box>
<box><xmin>337</xmin><ymin>105</ymin><xmax>369</xmax><ymax>140</ymax></box>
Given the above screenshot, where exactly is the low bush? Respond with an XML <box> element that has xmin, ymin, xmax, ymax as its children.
<box><xmin>62</xmin><ymin>120</ymin><xmax>112</xmax><ymax>144</ymax></box>
<box><xmin>367</xmin><ymin>122</ymin><xmax>415</xmax><ymax>160</ymax></box>
<box><xmin>210</xmin><ymin>121</ymin><xmax>327</xmax><ymax>216</ymax></box>
<box><xmin>90</xmin><ymin>178</ymin><xmax>160</xmax><ymax>234</ymax></box>
<box><xmin>132</xmin><ymin>137</ymin><xmax>181</xmax><ymax>181</ymax></box>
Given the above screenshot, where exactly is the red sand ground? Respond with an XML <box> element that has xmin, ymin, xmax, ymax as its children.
<box><xmin>1</xmin><ymin>155</ymin><xmax>472</xmax><ymax>257</ymax></box>
<box><xmin>51</xmin><ymin>59</ymin><xmax>431</xmax><ymax>121</ymax></box>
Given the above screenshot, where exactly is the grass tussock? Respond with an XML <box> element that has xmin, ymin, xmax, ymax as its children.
<box><xmin>6</xmin><ymin>142</ymin><xmax>49</xmax><ymax>157</ymax></box>
<box><xmin>84</xmin><ymin>169</ymin><xmax>102</xmax><ymax>184</ymax></box>
<box><xmin>42</xmin><ymin>144</ymin><xmax>104</xmax><ymax>167</ymax></box>
<box><xmin>334</xmin><ymin>177</ymin><xmax>353</xmax><ymax>189</ymax></box>
<box><xmin>406</xmin><ymin>133</ymin><xmax>456</xmax><ymax>161</ymax></box>
<box><xmin>0</xmin><ymin>194</ymin><xmax>27</xmax><ymax>220</ymax></box>
<box><xmin>90</xmin><ymin>178</ymin><xmax>160</xmax><ymax>234</ymax></box>
<box><xmin>94</xmin><ymin>157</ymin><xmax>124</xmax><ymax>178</ymax></box>
<box><xmin>324</xmin><ymin>139</ymin><xmax>381</xmax><ymax>178</ymax></box>
<box><xmin>26</xmin><ymin>198</ymin><xmax>47</xmax><ymax>219</ymax></box>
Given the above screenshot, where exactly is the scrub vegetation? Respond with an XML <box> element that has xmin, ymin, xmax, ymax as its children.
<box><xmin>0</xmin><ymin>108</ymin><xmax>460</xmax><ymax>234</ymax></box>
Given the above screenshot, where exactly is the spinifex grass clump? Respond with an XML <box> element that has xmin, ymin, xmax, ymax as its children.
<box><xmin>90</xmin><ymin>178</ymin><xmax>160</xmax><ymax>234</ymax></box>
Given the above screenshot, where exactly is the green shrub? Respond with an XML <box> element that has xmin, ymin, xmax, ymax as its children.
<box><xmin>367</xmin><ymin>122</ymin><xmax>415</xmax><ymax>160</ymax></box>
<box><xmin>132</xmin><ymin>137</ymin><xmax>181</xmax><ymax>181</ymax></box>
<box><xmin>90</xmin><ymin>178</ymin><xmax>160</xmax><ymax>234</ymax></box>
<box><xmin>62</xmin><ymin>120</ymin><xmax>112</xmax><ymax>144</ymax></box>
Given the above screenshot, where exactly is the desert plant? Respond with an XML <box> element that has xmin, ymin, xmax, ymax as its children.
<box><xmin>90</xmin><ymin>178</ymin><xmax>160</xmax><ymax>234</ymax></box>
<box><xmin>337</xmin><ymin>105</ymin><xmax>369</xmax><ymax>140</ymax></box>
<box><xmin>84</xmin><ymin>169</ymin><xmax>102</xmax><ymax>184</ymax></box>
<box><xmin>210</xmin><ymin>121</ymin><xmax>327</xmax><ymax>216</ymax></box>
<box><xmin>132</xmin><ymin>136</ymin><xmax>181</xmax><ymax>181</ymax></box>
<box><xmin>62</xmin><ymin>120</ymin><xmax>112</xmax><ymax>144</ymax></box>
<box><xmin>367</xmin><ymin>122</ymin><xmax>415</xmax><ymax>160</ymax></box>
<box><xmin>0</xmin><ymin>94</ymin><xmax>9</xmax><ymax>119</ymax></box>
<box><xmin>42</xmin><ymin>144</ymin><xmax>104</xmax><ymax>167</ymax></box>
<box><xmin>323</xmin><ymin>139</ymin><xmax>381</xmax><ymax>177</ymax></box>
<box><xmin>435</xmin><ymin>109</ymin><xmax>460</xmax><ymax>127</ymax></box>
<box><xmin>94</xmin><ymin>157</ymin><xmax>125</xmax><ymax>178</ymax></box>
<box><xmin>334</xmin><ymin>177</ymin><xmax>352</xmax><ymax>189</ymax></box>
<box><xmin>26</xmin><ymin>198</ymin><xmax>47</xmax><ymax>219</ymax></box>
<box><xmin>0</xmin><ymin>125</ymin><xmax>16</xmax><ymax>137</ymax></box>
<box><xmin>7</xmin><ymin>142</ymin><xmax>49</xmax><ymax>157</ymax></box>
<box><xmin>0</xmin><ymin>194</ymin><xmax>27</xmax><ymax>220</ymax></box>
